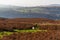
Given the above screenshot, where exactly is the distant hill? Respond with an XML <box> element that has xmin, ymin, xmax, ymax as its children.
<box><xmin>0</xmin><ymin>17</ymin><xmax>7</xmax><ymax>20</ymax></box>
<box><xmin>49</xmin><ymin>4</ymin><xmax>60</xmax><ymax>6</ymax></box>
<box><xmin>0</xmin><ymin>5</ymin><xmax>60</xmax><ymax>20</ymax></box>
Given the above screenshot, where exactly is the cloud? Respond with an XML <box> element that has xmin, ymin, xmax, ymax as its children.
<box><xmin>0</xmin><ymin>0</ymin><xmax>60</xmax><ymax>6</ymax></box>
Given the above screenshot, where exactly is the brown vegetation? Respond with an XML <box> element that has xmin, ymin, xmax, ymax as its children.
<box><xmin>0</xmin><ymin>30</ymin><xmax>59</xmax><ymax>40</ymax></box>
<box><xmin>0</xmin><ymin>18</ymin><xmax>59</xmax><ymax>40</ymax></box>
<box><xmin>0</xmin><ymin>18</ymin><xmax>59</xmax><ymax>31</ymax></box>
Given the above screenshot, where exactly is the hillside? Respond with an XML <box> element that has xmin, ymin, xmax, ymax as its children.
<box><xmin>0</xmin><ymin>5</ymin><xmax>60</xmax><ymax>20</ymax></box>
<box><xmin>0</xmin><ymin>18</ymin><xmax>59</xmax><ymax>40</ymax></box>
<box><xmin>0</xmin><ymin>18</ymin><xmax>59</xmax><ymax>31</ymax></box>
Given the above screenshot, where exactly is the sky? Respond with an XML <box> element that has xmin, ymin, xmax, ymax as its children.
<box><xmin>0</xmin><ymin>0</ymin><xmax>60</xmax><ymax>6</ymax></box>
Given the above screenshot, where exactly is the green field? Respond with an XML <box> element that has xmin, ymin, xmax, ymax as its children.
<box><xmin>0</xmin><ymin>29</ymin><xmax>47</xmax><ymax>39</ymax></box>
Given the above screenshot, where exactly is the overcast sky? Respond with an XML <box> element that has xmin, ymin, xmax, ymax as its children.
<box><xmin>0</xmin><ymin>0</ymin><xmax>60</xmax><ymax>6</ymax></box>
